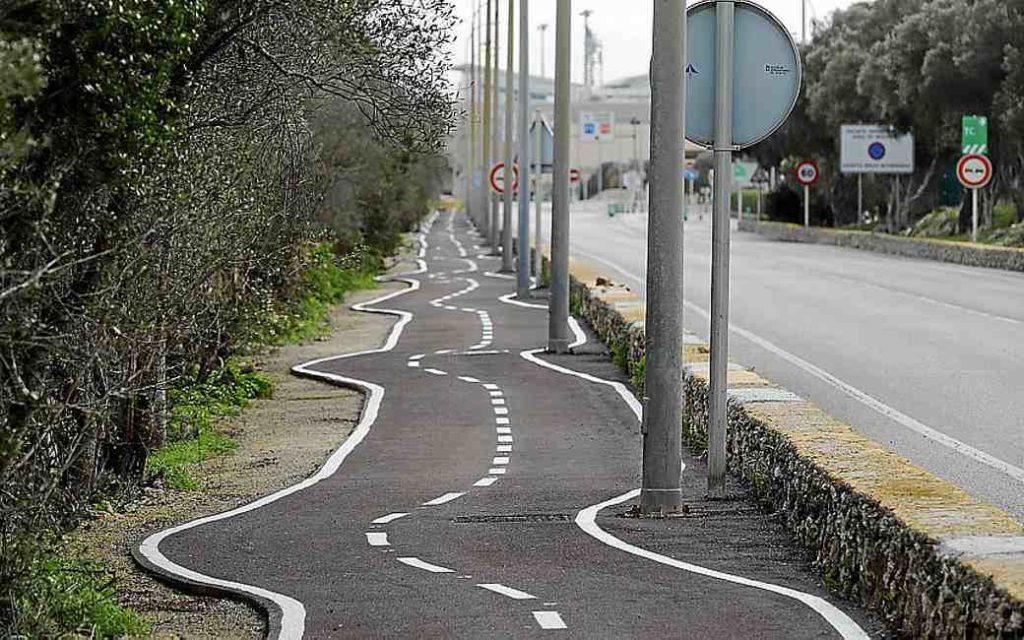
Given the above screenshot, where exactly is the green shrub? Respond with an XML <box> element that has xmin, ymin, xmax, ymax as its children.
<box><xmin>10</xmin><ymin>553</ymin><xmax>149</xmax><ymax>638</ymax></box>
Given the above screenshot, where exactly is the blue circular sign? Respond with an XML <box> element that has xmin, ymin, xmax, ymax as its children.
<box><xmin>868</xmin><ymin>142</ymin><xmax>887</xmax><ymax>160</ymax></box>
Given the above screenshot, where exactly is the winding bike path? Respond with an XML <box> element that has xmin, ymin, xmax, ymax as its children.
<box><xmin>136</xmin><ymin>211</ymin><xmax>880</xmax><ymax>639</ymax></box>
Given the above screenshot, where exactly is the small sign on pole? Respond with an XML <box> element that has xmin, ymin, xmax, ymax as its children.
<box><xmin>957</xmin><ymin>153</ymin><xmax>993</xmax><ymax>242</ymax></box>
<box><xmin>962</xmin><ymin>115</ymin><xmax>989</xmax><ymax>156</ymax></box>
<box><xmin>489</xmin><ymin>162</ymin><xmax>519</xmax><ymax>195</ymax></box>
<box><xmin>795</xmin><ymin>160</ymin><xmax>819</xmax><ymax>228</ymax></box>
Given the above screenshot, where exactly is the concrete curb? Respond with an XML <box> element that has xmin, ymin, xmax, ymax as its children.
<box><xmin>738</xmin><ymin>219</ymin><xmax>1024</xmax><ymax>273</ymax></box>
<box><xmin>547</xmin><ymin>252</ymin><xmax>1024</xmax><ymax>638</ymax></box>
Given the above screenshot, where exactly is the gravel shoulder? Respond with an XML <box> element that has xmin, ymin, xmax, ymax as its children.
<box><xmin>69</xmin><ymin>281</ymin><xmax>405</xmax><ymax>638</ymax></box>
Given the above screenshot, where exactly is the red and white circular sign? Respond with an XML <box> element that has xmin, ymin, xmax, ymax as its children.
<box><xmin>956</xmin><ymin>154</ymin><xmax>993</xmax><ymax>190</ymax></box>
<box><xmin>569</xmin><ymin>168</ymin><xmax>581</xmax><ymax>184</ymax></box>
<box><xmin>489</xmin><ymin>162</ymin><xmax>519</xmax><ymax>194</ymax></box>
<box><xmin>795</xmin><ymin>160</ymin><xmax>819</xmax><ymax>186</ymax></box>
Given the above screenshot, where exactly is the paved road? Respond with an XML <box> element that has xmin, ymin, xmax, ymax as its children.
<box><xmin>136</xmin><ymin>210</ymin><xmax>881</xmax><ymax>639</ymax></box>
<box><xmin>537</xmin><ymin>198</ymin><xmax>1024</xmax><ymax>521</ymax></box>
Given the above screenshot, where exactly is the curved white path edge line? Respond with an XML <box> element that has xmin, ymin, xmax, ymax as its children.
<box><xmin>511</xmin><ymin>298</ymin><xmax>868</xmax><ymax>640</ymax></box>
<box><xmin>575</xmin><ymin>490</ymin><xmax>869</xmax><ymax>640</ymax></box>
<box><xmin>135</xmin><ymin>212</ymin><xmax>439</xmax><ymax>640</ymax></box>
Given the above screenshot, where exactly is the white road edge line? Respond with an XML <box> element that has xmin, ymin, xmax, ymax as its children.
<box><xmin>573</xmin><ymin>247</ymin><xmax>1024</xmax><ymax>485</ymax></box>
<box><xmin>397</xmin><ymin>557</ymin><xmax>455</xmax><ymax>573</ymax></box>
<box><xmin>533</xmin><ymin>611</ymin><xmax>568</xmax><ymax>630</ymax></box>
<box><xmin>135</xmin><ymin>211</ymin><xmax>441</xmax><ymax>640</ymax></box>
<box><xmin>576</xmin><ymin>489</ymin><xmax>869</xmax><ymax>640</ymax></box>
<box><xmin>477</xmin><ymin>583</ymin><xmax>537</xmax><ymax>600</ymax></box>
<box><xmin>520</xmin><ymin>302</ymin><xmax>867</xmax><ymax>639</ymax></box>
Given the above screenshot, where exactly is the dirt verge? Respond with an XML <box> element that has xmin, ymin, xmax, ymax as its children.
<box><xmin>69</xmin><ymin>282</ymin><xmax>404</xmax><ymax>638</ymax></box>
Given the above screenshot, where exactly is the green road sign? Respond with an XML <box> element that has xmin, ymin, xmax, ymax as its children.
<box><xmin>962</xmin><ymin>115</ymin><xmax>988</xmax><ymax>155</ymax></box>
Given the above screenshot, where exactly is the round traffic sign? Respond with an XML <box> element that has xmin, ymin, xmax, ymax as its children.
<box><xmin>795</xmin><ymin>160</ymin><xmax>819</xmax><ymax>186</ymax></box>
<box><xmin>956</xmin><ymin>154</ymin><xmax>993</xmax><ymax>190</ymax></box>
<box><xmin>489</xmin><ymin>162</ymin><xmax>519</xmax><ymax>194</ymax></box>
<box><xmin>685</xmin><ymin>0</ymin><xmax>802</xmax><ymax>149</ymax></box>
<box><xmin>868</xmin><ymin>142</ymin><xmax>886</xmax><ymax>160</ymax></box>
<box><xmin>569</xmin><ymin>168</ymin><xmax>581</xmax><ymax>184</ymax></box>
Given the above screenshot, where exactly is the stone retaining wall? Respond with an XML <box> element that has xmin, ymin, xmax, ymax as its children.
<box><xmin>552</xmin><ymin>254</ymin><xmax>1024</xmax><ymax>638</ymax></box>
<box><xmin>738</xmin><ymin>219</ymin><xmax>1024</xmax><ymax>273</ymax></box>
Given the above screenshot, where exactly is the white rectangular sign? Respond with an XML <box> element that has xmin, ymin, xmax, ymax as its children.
<box><xmin>580</xmin><ymin>112</ymin><xmax>614</xmax><ymax>142</ymax></box>
<box><xmin>840</xmin><ymin>125</ymin><xmax>914</xmax><ymax>174</ymax></box>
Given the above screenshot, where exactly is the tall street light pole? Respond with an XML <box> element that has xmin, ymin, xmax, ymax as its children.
<box><xmin>468</xmin><ymin>2</ymin><xmax>477</xmax><ymax>228</ymax></box>
<box><xmin>516</xmin><ymin>0</ymin><xmax>531</xmax><ymax>296</ymax></box>
<box><xmin>641</xmin><ymin>0</ymin><xmax>686</xmax><ymax>514</ymax></box>
<box><xmin>490</xmin><ymin>0</ymin><xmax>501</xmax><ymax>253</ymax></box>
<box><xmin>482</xmin><ymin>0</ymin><xmax>493</xmax><ymax>242</ymax></box>
<box><xmin>548</xmin><ymin>0</ymin><xmax>571</xmax><ymax>353</ymax></box>
<box><xmin>502</xmin><ymin>0</ymin><xmax>516</xmax><ymax>272</ymax></box>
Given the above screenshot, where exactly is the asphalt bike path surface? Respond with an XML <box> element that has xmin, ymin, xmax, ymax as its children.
<box><xmin>137</xmin><ymin>211</ymin><xmax>881</xmax><ymax>639</ymax></box>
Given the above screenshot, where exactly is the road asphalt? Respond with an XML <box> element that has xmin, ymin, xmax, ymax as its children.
<box><xmin>540</xmin><ymin>198</ymin><xmax>1024</xmax><ymax>522</ymax></box>
<box><xmin>136</xmin><ymin>210</ymin><xmax>884</xmax><ymax>639</ymax></box>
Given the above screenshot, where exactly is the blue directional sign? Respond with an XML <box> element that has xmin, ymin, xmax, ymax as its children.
<box><xmin>868</xmin><ymin>142</ymin><xmax>886</xmax><ymax>160</ymax></box>
<box><xmin>685</xmin><ymin>1</ymin><xmax>802</xmax><ymax>149</ymax></box>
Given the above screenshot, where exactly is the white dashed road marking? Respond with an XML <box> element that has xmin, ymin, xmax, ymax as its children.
<box><xmin>371</xmin><ymin>513</ymin><xmax>409</xmax><ymax>525</ymax></box>
<box><xmin>422</xmin><ymin>492</ymin><xmax>466</xmax><ymax>506</ymax></box>
<box><xmin>366</xmin><ymin>532</ymin><xmax>390</xmax><ymax>547</ymax></box>
<box><xmin>533</xmin><ymin>611</ymin><xmax>568</xmax><ymax>630</ymax></box>
<box><xmin>397</xmin><ymin>557</ymin><xmax>455</xmax><ymax>574</ymax></box>
<box><xmin>477</xmin><ymin>583</ymin><xmax>537</xmax><ymax>600</ymax></box>
<box><xmin>474</xmin><ymin>477</ymin><xmax>498</xmax><ymax>487</ymax></box>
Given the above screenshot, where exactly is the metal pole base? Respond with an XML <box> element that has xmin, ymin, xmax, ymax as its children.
<box><xmin>546</xmin><ymin>337</ymin><xmax>571</xmax><ymax>354</ymax></box>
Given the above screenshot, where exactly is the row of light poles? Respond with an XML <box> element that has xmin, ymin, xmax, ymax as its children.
<box><xmin>463</xmin><ymin>0</ymin><xmax>686</xmax><ymax>514</ymax></box>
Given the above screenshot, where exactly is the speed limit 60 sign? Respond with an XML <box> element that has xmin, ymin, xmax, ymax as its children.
<box><xmin>956</xmin><ymin>154</ymin><xmax>993</xmax><ymax>190</ymax></box>
<box><xmin>795</xmin><ymin>160</ymin><xmax>820</xmax><ymax>186</ymax></box>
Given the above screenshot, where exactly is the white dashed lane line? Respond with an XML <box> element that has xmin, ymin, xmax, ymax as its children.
<box><xmin>424</xmin><ymin>368</ymin><xmax>448</xmax><ymax>376</ymax></box>
<box><xmin>371</xmin><ymin>513</ymin><xmax>408</xmax><ymax>525</ymax></box>
<box><xmin>493</xmin><ymin>456</ymin><xmax>510</xmax><ymax>465</ymax></box>
<box><xmin>397</xmin><ymin>557</ymin><xmax>455</xmax><ymax>574</ymax></box>
<box><xmin>478</xmin><ymin>583</ymin><xmax>537</xmax><ymax>600</ymax></box>
<box><xmin>365</xmin><ymin>532</ymin><xmax>390</xmax><ymax>547</ymax></box>
<box><xmin>422</xmin><ymin>492</ymin><xmax>466</xmax><ymax>506</ymax></box>
<box><xmin>474</xmin><ymin>477</ymin><xmax>498</xmax><ymax>487</ymax></box>
<box><xmin>533</xmin><ymin>611</ymin><xmax>568</xmax><ymax>630</ymax></box>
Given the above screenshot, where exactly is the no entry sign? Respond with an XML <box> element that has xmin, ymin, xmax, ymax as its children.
<box><xmin>795</xmin><ymin>160</ymin><xmax>820</xmax><ymax>186</ymax></box>
<box><xmin>489</xmin><ymin>162</ymin><xmax>519</xmax><ymax>194</ymax></box>
<box><xmin>956</xmin><ymin>154</ymin><xmax>993</xmax><ymax>190</ymax></box>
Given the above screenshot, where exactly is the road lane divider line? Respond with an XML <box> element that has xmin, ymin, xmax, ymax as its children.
<box><xmin>365</xmin><ymin>532</ymin><xmax>389</xmax><ymax>547</ymax></box>
<box><xmin>371</xmin><ymin>513</ymin><xmax>409</xmax><ymax>525</ymax></box>
<box><xmin>474</xmin><ymin>477</ymin><xmax>498</xmax><ymax>487</ymax></box>
<box><xmin>397</xmin><ymin>557</ymin><xmax>455</xmax><ymax>574</ymax></box>
<box><xmin>477</xmin><ymin>583</ymin><xmax>537</xmax><ymax>600</ymax></box>
<box><xmin>576</xmin><ymin>490</ymin><xmax>869</xmax><ymax>640</ymax></box>
<box><xmin>572</xmin><ymin>247</ymin><xmax>1024</xmax><ymax>485</ymax></box>
<box><xmin>532</xmin><ymin>611</ymin><xmax>568</xmax><ymax>630</ymax></box>
<box><xmin>133</xmin><ymin>212</ymin><xmax>441</xmax><ymax>640</ymax></box>
<box><xmin>422</xmin><ymin>492</ymin><xmax>466</xmax><ymax>506</ymax></box>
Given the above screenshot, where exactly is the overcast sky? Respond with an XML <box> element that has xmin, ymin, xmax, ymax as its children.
<box><xmin>448</xmin><ymin>0</ymin><xmax>863</xmax><ymax>85</ymax></box>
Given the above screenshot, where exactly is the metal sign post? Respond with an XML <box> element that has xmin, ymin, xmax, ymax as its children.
<box><xmin>501</xmin><ymin>0</ymin><xmax>515</xmax><ymax>273</ymax></box>
<box><xmin>685</xmin><ymin>0</ymin><xmax>801</xmax><ymax>498</ymax></box>
<box><xmin>957</xmin><ymin>153</ymin><xmax>994</xmax><ymax>242</ymax></box>
<box><xmin>795</xmin><ymin>160</ymin><xmax>819</xmax><ymax>227</ymax></box>
<box><xmin>534</xmin><ymin>110</ymin><xmax>543</xmax><ymax>279</ymax></box>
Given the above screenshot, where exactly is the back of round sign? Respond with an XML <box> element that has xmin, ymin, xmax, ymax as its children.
<box><xmin>685</xmin><ymin>0</ymin><xmax>802</xmax><ymax>149</ymax></box>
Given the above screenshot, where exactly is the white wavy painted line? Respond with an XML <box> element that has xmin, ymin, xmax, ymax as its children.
<box><xmin>136</xmin><ymin>213</ymin><xmax>438</xmax><ymax>640</ymax></box>
<box><xmin>576</xmin><ymin>490</ymin><xmax>869</xmax><ymax>640</ymax></box>
<box><xmin>571</xmin><ymin>246</ymin><xmax>1024</xmax><ymax>486</ymax></box>
<box><xmin>519</xmin><ymin>306</ymin><xmax>866</xmax><ymax>638</ymax></box>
